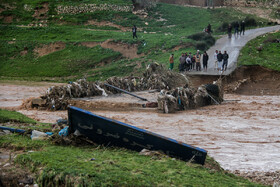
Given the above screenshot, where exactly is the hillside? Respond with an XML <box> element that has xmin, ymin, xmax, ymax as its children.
<box><xmin>0</xmin><ymin>0</ymin><xmax>274</xmax><ymax>82</ymax></box>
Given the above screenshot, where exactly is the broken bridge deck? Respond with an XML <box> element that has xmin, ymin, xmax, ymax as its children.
<box><xmin>68</xmin><ymin>106</ymin><xmax>207</xmax><ymax>165</ymax></box>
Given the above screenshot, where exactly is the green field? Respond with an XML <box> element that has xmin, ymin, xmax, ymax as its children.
<box><xmin>0</xmin><ymin>0</ymin><xmax>272</xmax><ymax>82</ymax></box>
<box><xmin>238</xmin><ymin>31</ymin><xmax>280</xmax><ymax>71</ymax></box>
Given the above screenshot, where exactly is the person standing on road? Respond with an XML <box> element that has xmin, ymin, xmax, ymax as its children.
<box><xmin>234</xmin><ymin>22</ymin><xmax>239</xmax><ymax>36</ymax></box>
<box><xmin>186</xmin><ymin>54</ymin><xmax>191</xmax><ymax>71</ymax></box>
<box><xmin>222</xmin><ymin>51</ymin><xmax>229</xmax><ymax>71</ymax></box>
<box><xmin>217</xmin><ymin>50</ymin><xmax>223</xmax><ymax>72</ymax></box>
<box><xmin>179</xmin><ymin>53</ymin><xmax>186</xmax><ymax>72</ymax></box>
<box><xmin>202</xmin><ymin>51</ymin><xmax>209</xmax><ymax>71</ymax></box>
<box><xmin>228</xmin><ymin>24</ymin><xmax>232</xmax><ymax>38</ymax></box>
<box><xmin>240</xmin><ymin>20</ymin><xmax>245</xmax><ymax>35</ymax></box>
<box><xmin>132</xmin><ymin>25</ymin><xmax>137</xmax><ymax>39</ymax></box>
<box><xmin>195</xmin><ymin>50</ymin><xmax>201</xmax><ymax>71</ymax></box>
<box><xmin>214</xmin><ymin>50</ymin><xmax>218</xmax><ymax>70</ymax></box>
<box><xmin>189</xmin><ymin>52</ymin><xmax>194</xmax><ymax>70</ymax></box>
<box><xmin>169</xmin><ymin>54</ymin><xmax>174</xmax><ymax>70</ymax></box>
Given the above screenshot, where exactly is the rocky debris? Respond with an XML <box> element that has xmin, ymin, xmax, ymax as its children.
<box><xmin>157</xmin><ymin>82</ymin><xmax>223</xmax><ymax>113</ymax></box>
<box><xmin>132</xmin><ymin>9</ymin><xmax>148</xmax><ymax>18</ymax></box>
<box><xmin>34</xmin><ymin>63</ymin><xmax>189</xmax><ymax>110</ymax></box>
<box><xmin>225</xmin><ymin>78</ymin><xmax>249</xmax><ymax>93</ymax></box>
<box><xmin>233</xmin><ymin>170</ymin><xmax>280</xmax><ymax>186</ymax></box>
<box><xmin>55</xmin><ymin>4</ymin><xmax>133</xmax><ymax>15</ymax></box>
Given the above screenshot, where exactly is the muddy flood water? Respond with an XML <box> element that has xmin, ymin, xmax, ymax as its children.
<box><xmin>1</xmin><ymin>81</ymin><xmax>280</xmax><ymax>174</ymax></box>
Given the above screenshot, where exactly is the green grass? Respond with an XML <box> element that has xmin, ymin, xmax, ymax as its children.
<box><xmin>238</xmin><ymin>31</ymin><xmax>280</xmax><ymax>71</ymax></box>
<box><xmin>0</xmin><ymin>134</ymin><xmax>265</xmax><ymax>186</ymax></box>
<box><xmin>0</xmin><ymin>109</ymin><xmax>37</xmax><ymax>123</ymax></box>
<box><xmin>0</xmin><ymin>1</ymin><xmax>274</xmax><ymax>82</ymax></box>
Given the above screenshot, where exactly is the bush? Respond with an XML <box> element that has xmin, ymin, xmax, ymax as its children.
<box><xmin>196</xmin><ymin>41</ymin><xmax>207</xmax><ymax>51</ymax></box>
<box><xmin>217</xmin><ymin>22</ymin><xmax>229</xmax><ymax>32</ymax></box>
<box><xmin>244</xmin><ymin>16</ymin><xmax>257</xmax><ymax>27</ymax></box>
<box><xmin>188</xmin><ymin>32</ymin><xmax>215</xmax><ymax>50</ymax></box>
<box><xmin>204</xmin><ymin>35</ymin><xmax>215</xmax><ymax>46</ymax></box>
<box><xmin>188</xmin><ymin>32</ymin><xmax>206</xmax><ymax>41</ymax></box>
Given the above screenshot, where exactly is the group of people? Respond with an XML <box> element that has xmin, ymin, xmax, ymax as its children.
<box><xmin>169</xmin><ymin>49</ymin><xmax>229</xmax><ymax>73</ymax></box>
<box><xmin>228</xmin><ymin>21</ymin><xmax>245</xmax><ymax>38</ymax></box>
<box><xmin>169</xmin><ymin>50</ymin><xmax>209</xmax><ymax>72</ymax></box>
<box><xmin>214</xmin><ymin>50</ymin><xmax>229</xmax><ymax>72</ymax></box>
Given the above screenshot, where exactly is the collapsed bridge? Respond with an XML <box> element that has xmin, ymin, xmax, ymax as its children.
<box><xmin>31</xmin><ymin>63</ymin><xmax>223</xmax><ymax>113</ymax></box>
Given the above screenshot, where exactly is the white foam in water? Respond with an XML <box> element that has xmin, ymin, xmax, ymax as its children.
<box><xmin>96</xmin><ymin>85</ymin><xmax>108</xmax><ymax>97</ymax></box>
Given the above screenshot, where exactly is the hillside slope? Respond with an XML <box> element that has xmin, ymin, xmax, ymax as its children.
<box><xmin>0</xmin><ymin>0</ymin><xmax>273</xmax><ymax>82</ymax></box>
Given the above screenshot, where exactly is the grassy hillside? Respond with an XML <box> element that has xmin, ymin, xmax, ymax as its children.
<box><xmin>0</xmin><ymin>0</ymin><xmax>272</xmax><ymax>82</ymax></box>
<box><xmin>0</xmin><ymin>109</ymin><xmax>266</xmax><ymax>186</ymax></box>
<box><xmin>238</xmin><ymin>31</ymin><xmax>280</xmax><ymax>71</ymax></box>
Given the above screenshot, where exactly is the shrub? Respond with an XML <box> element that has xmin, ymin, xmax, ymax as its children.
<box><xmin>204</xmin><ymin>35</ymin><xmax>215</xmax><ymax>46</ymax></box>
<box><xmin>196</xmin><ymin>41</ymin><xmax>207</xmax><ymax>51</ymax></box>
<box><xmin>217</xmin><ymin>22</ymin><xmax>228</xmax><ymax>32</ymax></box>
<box><xmin>244</xmin><ymin>16</ymin><xmax>257</xmax><ymax>27</ymax></box>
<box><xmin>187</xmin><ymin>32</ymin><xmax>206</xmax><ymax>41</ymax></box>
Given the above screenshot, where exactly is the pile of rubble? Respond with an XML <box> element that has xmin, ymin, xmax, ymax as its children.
<box><xmin>158</xmin><ymin>80</ymin><xmax>223</xmax><ymax>113</ymax></box>
<box><xmin>32</xmin><ymin>63</ymin><xmax>190</xmax><ymax>110</ymax></box>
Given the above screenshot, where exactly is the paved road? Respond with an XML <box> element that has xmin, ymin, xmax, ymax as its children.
<box><xmin>188</xmin><ymin>25</ymin><xmax>280</xmax><ymax>75</ymax></box>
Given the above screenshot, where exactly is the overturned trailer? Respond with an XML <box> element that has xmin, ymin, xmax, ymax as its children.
<box><xmin>68</xmin><ymin>106</ymin><xmax>207</xmax><ymax>165</ymax></box>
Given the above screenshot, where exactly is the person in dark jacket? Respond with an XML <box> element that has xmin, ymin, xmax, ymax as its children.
<box><xmin>132</xmin><ymin>25</ymin><xmax>137</xmax><ymax>39</ymax></box>
<box><xmin>202</xmin><ymin>51</ymin><xmax>209</xmax><ymax>71</ymax></box>
<box><xmin>234</xmin><ymin>22</ymin><xmax>239</xmax><ymax>36</ymax></box>
<box><xmin>228</xmin><ymin>24</ymin><xmax>232</xmax><ymax>38</ymax></box>
<box><xmin>222</xmin><ymin>51</ymin><xmax>229</xmax><ymax>71</ymax></box>
<box><xmin>207</xmin><ymin>24</ymin><xmax>212</xmax><ymax>34</ymax></box>
<box><xmin>179</xmin><ymin>53</ymin><xmax>186</xmax><ymax>72</ymax></box>
<box><xmin>240</xmin><ymin>20</ymin><xmax>245</xmax><ymax>35</ymax></box>
<box><xmin>217</xmin><ymin>50</ymin><xmax>223</xmax><ymax>71</ymax></box>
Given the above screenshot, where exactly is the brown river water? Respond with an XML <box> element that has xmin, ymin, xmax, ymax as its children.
<box><xmin>0</xmin><ymin>82</ymin><xmax>280</xmax><ymax>173</ymax></box>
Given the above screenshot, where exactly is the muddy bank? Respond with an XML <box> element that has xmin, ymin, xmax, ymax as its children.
<box><xmin>188</xmin><ymin>65</ymin><xmax>280</xmax><ymax>95</ymax></box>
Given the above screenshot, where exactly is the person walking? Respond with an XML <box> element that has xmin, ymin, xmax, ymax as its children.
<box><xmin>202</xmin><ymin>51</ymin><xmax>209</xmax><ymax>71</ymax></box>
<box><xmin>234</xmin><ymin>22</ymin><xmax>239</xmax><ymax>36</ymax></box>
<box><xmin>228</xmin><ymin>24</ymin><xmax>232</xmax><ymax>38</ymax></box>
<box><xmin>179</xmin><ymin>53</ymin><xmax>186</xmax><ymax>72</ymax></box>
<box><xmin>169</xmin><ymin>54</ymin><xmax>174</xmax><ymax>70</ymax></box>
<box><xmin>132</xmin><ymin>25</ymin><xmax>137</xmax><ymax>39</ymax></box>
<box><xmin>240</xmin><ymin>20</ymin><xmax>245</xmax><ymax>35</ymax></box>
<box><xmin>217</xmin><ymin>50</ymin><xmax>223</xmax><ymax>72</ymax></box>
<box><xmin>195</xmin><ymin>50</ymin><xmax>201</xmax><ymax>71</ymax></box>
<box><xmin>222</xmin><ymin>51</ymin><xmax>229</xmax><ymax>71</ymax></box>
<box><xmin>214</xmin><ymin>50</ymin><xmax>218</xmax><ymax>70</ymax></box>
